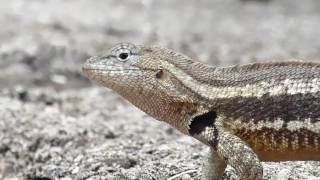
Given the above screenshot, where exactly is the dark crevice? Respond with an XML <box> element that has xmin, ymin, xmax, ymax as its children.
<box><xmin>189</xmin><ymin>110</ymin><xmax>217</xmax><ymax>136</ymax></box>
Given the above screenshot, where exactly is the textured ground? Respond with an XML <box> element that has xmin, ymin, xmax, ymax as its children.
<box><xmin>0</xmin><ymin>0</ymin><xmax>320</xmax><ymax>179</ymax></box>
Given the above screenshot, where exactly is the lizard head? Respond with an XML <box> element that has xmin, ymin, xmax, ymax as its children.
<box><xmin>83</xmin><ymin>43</ymin><xmax>205</xmax><ymax>132</ymax></box>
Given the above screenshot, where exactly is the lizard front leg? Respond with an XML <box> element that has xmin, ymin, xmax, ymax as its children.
<box><xmin>215</xmin><ymin>128</ymin><xmax>263</xmax><ymax>180</ymax></box>
<box><xmin>190</xmin><ymin>111</ymin><xmax>263</xmax><ymax>180</ymax></box>
<box><xmin>202</xmin><ymin>148</ymin><xmax>227</xmax><ymax>180</ymax></box>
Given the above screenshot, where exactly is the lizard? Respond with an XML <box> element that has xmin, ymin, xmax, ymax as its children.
<box><xmin>82</xmin><ymin>42</ymin><xmax>320</xmax><ymax>180</ymax></box>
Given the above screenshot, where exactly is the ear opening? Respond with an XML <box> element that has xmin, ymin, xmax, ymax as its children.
<box><xmin>155</xmin><ymin>69</ymin><xmax>164</xmax><ymax>79</ymax></box>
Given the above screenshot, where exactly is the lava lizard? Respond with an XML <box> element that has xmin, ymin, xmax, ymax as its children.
<box><xmin>82</xmin><ymin>43</ymin><xmax>320</xmax><ymax>180</ymax></box>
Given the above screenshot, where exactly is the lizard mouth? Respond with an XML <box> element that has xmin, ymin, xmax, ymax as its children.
<box><xmin>82</xmin><ymin>61</ymin><xmax>144</xmax><ymax>82</ymax></box>
<box><xmin>82</xmin><ymin>56</ymin><xmax>100</xmax><ymax>78</ymax></box>
<box><xmin>82</xmin><ymin>62</ymin><xmax>94</xmax><ymax>79</ymax></box>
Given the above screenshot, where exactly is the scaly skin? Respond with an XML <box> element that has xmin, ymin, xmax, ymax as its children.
<box><xmin>82</xmin><ymin>43</ymin><xmax>320</xmax><ymax>180</ymax></box>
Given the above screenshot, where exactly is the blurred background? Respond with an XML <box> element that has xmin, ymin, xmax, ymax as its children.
<box><xmin>0</xmin><ymin>0</ymin><xmax>319</xmax><ymax>179</ymax></box>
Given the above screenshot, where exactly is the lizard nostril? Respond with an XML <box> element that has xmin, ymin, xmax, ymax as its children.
<box><xmin>88</xmin><ymin>56</ymin><xmax>98</xmax><ymax>63</ymax></box>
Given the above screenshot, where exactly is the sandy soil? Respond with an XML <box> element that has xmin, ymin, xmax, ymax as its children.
<box><xmin>0</xmin><ymin>0</ymin><xmax>319</xmax><ymax>179</ymax></box>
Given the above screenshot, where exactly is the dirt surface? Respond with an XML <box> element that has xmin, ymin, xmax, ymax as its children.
<box><xmin>0</xmin><ymin>0</ymin><xmax>320</xmax><ymax>179</ymax></box>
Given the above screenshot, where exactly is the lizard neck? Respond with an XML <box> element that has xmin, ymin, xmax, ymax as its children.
<box><xmin>115</xmin><ymin>86</ymin><xmax>201</xmax><ymax>134</ymax></box>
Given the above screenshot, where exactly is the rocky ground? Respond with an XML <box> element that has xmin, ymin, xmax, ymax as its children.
<box><xmin>0</xmin><ymin>0</ymin><xmax>320</xmax><ymax>179</ymax></box>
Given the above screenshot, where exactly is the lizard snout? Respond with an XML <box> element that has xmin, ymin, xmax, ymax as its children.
<box><xmin>82</xmin><ymin>56</ymin><xmax>99</xmax><ymax>78</ymax></box>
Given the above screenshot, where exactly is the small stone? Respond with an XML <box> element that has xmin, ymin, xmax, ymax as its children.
<box><xmin>15</xmin><ymin>86</ymin><xmax>29</xmax><ymax>102</ymax></box>
<box><xmin>72</xmin><ymin>166</ymin><xmax>80</xmax><ymax>174</ymax></box>
<box><xmin>74</xmin><ymin>155</ymin><xmax>83</xmax><ymax>163</ymax></box>
<box><xmin>181</xmin><ymin>173</ymin><xmax>192</xmax><ymax>180</ymax></box>
<box><xmin>60</xmin><ymin>177</ymin><xmax>73</xmax><ymax>180</ymax></box>
<box><xmin>276</xmin><ymin>169</ymin><xmax>290</xmax><ymax>179</ymax></box>
<box><xmin>105</xmin><ymin>174</ymin><xmax>115</xmax><ymax>180</ymax></box>
<box><xmin>51</xmin><ymin>74</ymin><xmax>67</xmax><ymax>84</ymax></box>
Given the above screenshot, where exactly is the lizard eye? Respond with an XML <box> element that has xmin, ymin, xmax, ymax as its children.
<box><xmin>119</xmin><ymin>52</ymin><xmax>129</xmax><ymax>60</ymax></box>
<box><xmin>111</xmin><ymin>43</ymin><xmax>138</xmax><ymax>62</ymax></box>
<box><xmin>116</xmin><ymin>49</ymin><xmax>131</xmax><ymax>62</ymax></box>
